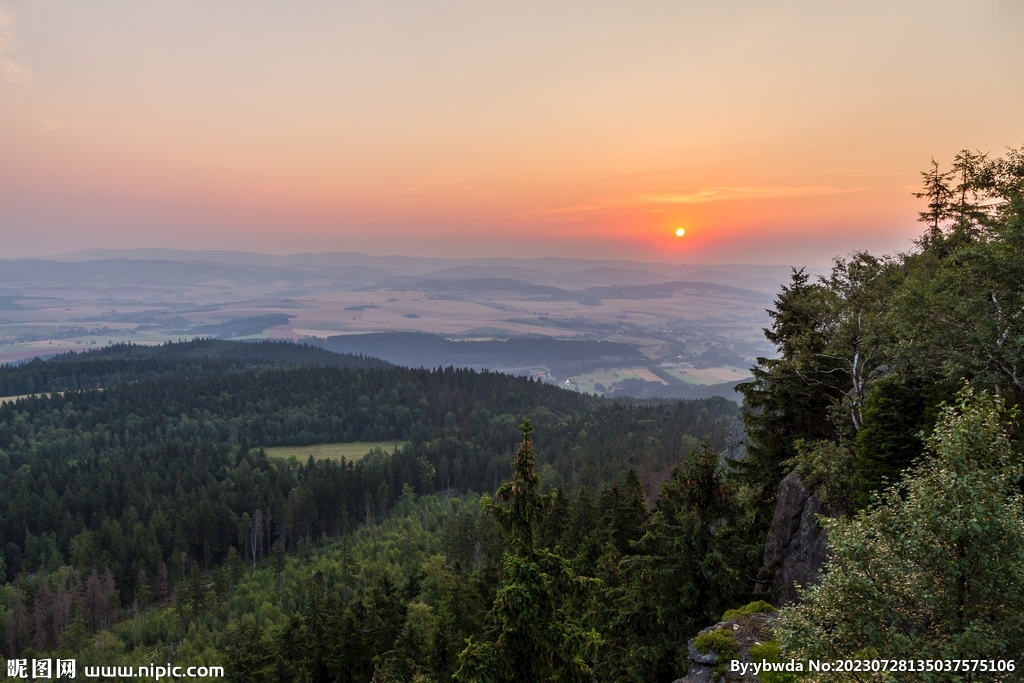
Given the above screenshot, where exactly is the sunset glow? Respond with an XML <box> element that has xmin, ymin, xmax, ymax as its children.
<box><xmin>1</xmin><ymin>1</ymin><xmax>1022</xmax><ymax>265</ymax></box>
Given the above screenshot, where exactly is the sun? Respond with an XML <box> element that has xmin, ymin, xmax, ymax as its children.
<box><xmin>675</xmin><ymin>227</ymin><xmax>686</xmax><ymax>237</ymax></box>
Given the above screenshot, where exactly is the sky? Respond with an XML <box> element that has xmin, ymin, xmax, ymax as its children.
<box><xmin>1</xmin><ymin>1</ymin><xmax>1022</xmax><ymax>266</ymax></box>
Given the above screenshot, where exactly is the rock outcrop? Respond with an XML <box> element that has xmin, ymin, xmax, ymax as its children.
<box><xmin>756</xmin><ymin>471</ymin><xmax>833</xmax><ymax>605</ymax></box>
<box><xmin>673</xmin><ymin>610</ymin><xmax>778</xmax><ymax>682</ymax></box>
<box><xmin>720</xmin><ymin>415</ymin><xmax>748</xmax><ymax>462</ymax></box>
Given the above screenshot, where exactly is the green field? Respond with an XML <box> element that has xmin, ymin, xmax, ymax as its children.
<box><xmin>662</xmin><ymin>368</ymin><xmax>714</xmax><ymax>385</ymax></box>
<box><xmin>566</xmin><ymin>367</ymin><xmax>665</xmax><ymax>394</ymax></box>
<box><xmin>263</xmin><ymin>441</ymin><xmax>407</xmax><ymax>462</ymax></box>
<box><xmin>0</xmin><ymin>391</ymin><xmax>66</xmax><ymax>404</ymax></box>
<box><xmin>663</xmin><ymin>366</ymin><xmax>752</xmax><ymax>385</ymax></box>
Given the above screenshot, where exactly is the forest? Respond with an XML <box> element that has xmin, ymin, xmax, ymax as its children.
<box><xmin>2</xmin><ymin>147</ymin><xmax>1023</xmax><ymax>682</ymax></box>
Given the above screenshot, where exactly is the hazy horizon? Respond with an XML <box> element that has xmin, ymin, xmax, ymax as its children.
<box><xmin>28</xmin><ymin>246</ymin><xmax>833</xmax><ymax>271</ymax></box>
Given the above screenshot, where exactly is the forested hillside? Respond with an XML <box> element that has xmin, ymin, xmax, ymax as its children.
<box><xmin>738</xmin><ymin>147</ymin><xmax>1024</xmax><ymax>518</ymax></box>
<box><xmin>0</xmin><ymin>340</ymin><xmax>390</xmax><ymax>396</ymax></box>
<box><xmin>0</xmin><ymin>338</ymin><xmax>743</xmax><ymax>681</ymax></box>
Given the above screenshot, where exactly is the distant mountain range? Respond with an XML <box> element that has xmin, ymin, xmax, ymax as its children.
<box><xmin>31</xmin><ymin>248</ymin><xmax>815</xmax><ymax>293</ymax></box>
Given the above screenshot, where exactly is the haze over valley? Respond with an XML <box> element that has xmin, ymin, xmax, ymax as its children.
<box><xmin>0</xmin><ymin>249</ymin><xmax>805</xmax><ymax>400</ymax></box>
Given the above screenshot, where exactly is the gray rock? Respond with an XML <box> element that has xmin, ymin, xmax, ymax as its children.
<box><xmin>677</xmin><ymin>612</ymin><xmax>777</xmax><ymax>682</ymax></box>
<box><xmin>757</xmin><ymin>471</ymin><xmax>833</xmax><ymax>605</ymax></box>
<box><xmin>673</xmin><ymin>663</ymin><xmax>715</xmax><ymax>683</ymax></box>
<box><xmin>688</xmin><ymin>639</ymin><xmax>720</xmax><ymax>665</ymax></box>
<box><xmin>721</xmin><ymin>416</ymin><xmax>748</xmax><ymax>462</ymax></box>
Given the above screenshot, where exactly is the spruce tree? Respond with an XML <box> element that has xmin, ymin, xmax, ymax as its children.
<box><xmin>455</xmin><ymin>419</ymin><xmax>601</xmax><ymax>683</ymax></box>
<box><xmin>615</xmin><ymin>445</ymin><xmax>751</xmax><ymax>681</ymax></box>
<box><xmin>737</xmin><ymin>268</ymin><xmax>842</xmax><ymax>518</ymax></box>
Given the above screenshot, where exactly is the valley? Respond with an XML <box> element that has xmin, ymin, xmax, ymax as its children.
<box><xmin>0</xmin><ymin>251</ymin><xmax>802</xmax><ymax>400</ymax></box>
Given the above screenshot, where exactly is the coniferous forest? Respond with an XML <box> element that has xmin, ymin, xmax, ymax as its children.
<box><xmin>2</xmin><ymin>147</ymin><xmax>1024</xmax><ymax>681</ymax></box>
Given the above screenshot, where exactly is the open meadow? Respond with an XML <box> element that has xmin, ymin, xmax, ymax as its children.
<box><xmin>262</xmin><ymin>441</ymin><xmax>408</xmax><ymax>463</ymax></box>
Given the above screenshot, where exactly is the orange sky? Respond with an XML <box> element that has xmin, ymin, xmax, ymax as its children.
<box><xmin>1</xmin><ymin>1</ymin><xmax>1022</xmax><ymax>265</ymax></box>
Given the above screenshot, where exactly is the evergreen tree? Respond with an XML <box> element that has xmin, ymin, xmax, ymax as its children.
<box><xmin>615</xmin><ymin>445</ymin><xmax>752</xmax><ymax>681</ymax></box>
<box><xmin>176</xmin><ymin>566</ymin><xmax>208</xmax><ymax>633</ymax></box>
<box><xmin>736</xmin><ymin>269</ymin><xmax>841</xmax><ymax>518</ymax></box>
<box><xmin>455</xmin><ymin>420</ymin><xmax>601</xmax><ymax>683</ymax></box>
<box><xmin>599</xmin><ymin>468</ymin><xmax>649</xmax><ymax>557</ymax></box>
<box><xmin>226</xmin><ymin>619</ymin><xmax>276</xmax><ymax>683</ymax></box>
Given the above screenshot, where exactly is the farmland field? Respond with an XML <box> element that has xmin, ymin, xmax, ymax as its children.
<box><xmin>0</xmin><ymin>252</ymin><xmax>784</xmax><ymax>403</ymax></box>
<box><xmin>263</xmin><ymin>441</ymin><xmax>407</xmax><ymax>462</ymax></box>
<box><xmin>663</xmin><ymin>366</ymin><xmax>751</xmax><ymax>384</ymax></box>
<box><xmin>0</xmin><ymin>391</ymin><xmax>69</xmax><ymax>404</ymax></box>
<box><xmin>564</xmin><ymin>364</ymin><xmax>752</xmax><ymax>397</ymax></box>
<box><xmin>566</xmin><ymin>366</ymin><xmax>668</xmax><ymax>394</ymax></box>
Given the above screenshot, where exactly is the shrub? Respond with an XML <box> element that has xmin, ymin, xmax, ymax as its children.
<box><xmin>748</xmin><ymin>640</ymin><xmax>799</xmax><ymax>683</ymax></box>
<box><xmin>778</xmin><ymin>389</ymin><xmax>1024</xmax><ymax>678</ymax></box>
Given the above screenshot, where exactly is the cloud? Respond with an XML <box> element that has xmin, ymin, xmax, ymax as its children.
<box><xmin>530</xmin><ymin>203</ymin><xmax>606</xmax><ymax>216</ymax></box>
<box><xmin>41</xmin><ymin>117</ymin><xmax>73</xmax><ymax>131</ymax></box>
<box><xmin>0</xmin><ymin>5</ymin><xmax>32</xmax><ymax>85</ymax></box>
<box><xmin>640</xmin><ymin>186</ymin><xmax>862</xmax><ymax>205</ymax></box>
<box><xmin>527</xmin><ymin>185</ymin><xmax>864</xmax><ymax>220</ymax></box>
<box><xmin>253</xmin><ymin>182</ymin><xmax>290</xmax><ymax>198</ymax></box>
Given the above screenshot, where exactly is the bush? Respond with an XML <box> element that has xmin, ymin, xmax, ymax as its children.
<box><xmin>748</xmin><ymin>641</ymin><xmax>799</xmax><ymax>683</ymax></box>
<box><xmin>778</xmin><ymin>389</ymin><xmax>1024</xmax><ymax>678</ymax></box>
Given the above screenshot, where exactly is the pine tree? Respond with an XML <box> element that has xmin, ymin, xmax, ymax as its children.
<box><xmin>615</xmin><ymin>445</ymin><xmax>751</xmax><ymax>681</ymax></box>
<box><xmin>914</xmin><ymin>158</ymin><xmax>956</xmax><ymax>244</ymax></box>
<box><xmin>226</xmin><ymin>619</ymin><xmax>276</xmax><ymax>683</ymax></box>
<box><xmin>455</xmin><ymin>419</ymin><xmax>601</xmax><ymax>683</ymax></box>
<box><xmin>601</xmin><ymin>468</ymin><xmax>649</xmax><ymax>557</ymax></box>
<box><xmin>177</xmin><ymin>566</ymin><xmax>208</xmax><ymax>632</ymax></box>
<box><xmin>271</xmin><ymin>541</ymin><xmax>287</xmax><ymax>589</ymax></box>
<box><xmin>225</xmin><ymin>548</ymin><xmax>244</xmax><ymax>598</ymax></box>
<box><xmin>737</xmin><ymin>268</ymin><xmax>841</xmax><ymax>518</ymax></box>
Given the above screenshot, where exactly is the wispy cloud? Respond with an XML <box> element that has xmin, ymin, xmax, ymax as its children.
<box><xmin>522</xmin><ymin>203</ymin><xmax>614</xmax><ymax>222</ymax></box>
<box><xmin>0</xmin><ymin>5</ymin><xmax>32</xmax><ymax>85</ymax></box>
<box><xmin>640</xmin><ymin>185</ymin><xmax>862</xmax><ymax>205</ymax></box>
<box><xmin>41</xmin><ymin>117</ymin><xmax>73</xmax><ymax>131</ymax></box>
<box><xmin>526</xmin><ymin>185</ymin><xmax>864</xmax><ymax>220</ymax></box>
<box><xmin>253</xmin><ymin>181</ymin><xmax>290</xmax><ymax>198</ymax></box>
<box><xmin>530</xmin><ymin>203</ymin><xmax>606</xmax><ymax>216</ymax></box>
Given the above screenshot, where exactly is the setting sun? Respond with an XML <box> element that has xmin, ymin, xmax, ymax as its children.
<box><xmin>675</xmin><ymin>228</ymin><xmax>686</xmax><ymax>237</ymax></box>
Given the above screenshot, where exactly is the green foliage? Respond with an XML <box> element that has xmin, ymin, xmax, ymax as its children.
<box><xmin>737</xmin><ymin>270</ymin><xmax>840</xmax><ymax>500</ymax></box>
<box><xmin>0</xmin><ymin>338</ymin><xmax>391</xmax><ymax>396</ymax></box>
<box><xmin>748</xmin><ymin>641</ymin><xmax>799</xmax><ymax>683</ymax></box>
<box><xmin>225</xmin><ymin>619</ymin><xmax>276</xmax><ymax>683</ymax></box>
<box><xmin>483</xmin><ymin>420</ymin><xmax>551</xmax><ymax>557</ymax></box>
<box><xmin>693</xmin><ymin>628</ymin><xmax>738</xmax><ymax>661</ymax></box>
<box><xmin>779</xmin><ymin>388</ymin><xmax>1024</xmax><ymax>678</ymax></box>
<box><xmin>0</xmin><ymin>339</ymin><xmax>735</xmax><ymax>594</ymax></box>
<box><xmin>721</xmin><ymin>599</ymin><xmax>775</xmax><ymax>621</ymax></box>
<box><xmin>787</xmin><ymin>440</ymin><xmax>863</xmax><ymax>515</ymax></box>
<box><xmin>854</xmin><ymin>375</ymin><xmax>949</xmax><ymax>494</ymax></box>
<box><xmin>602</xmin><ymin>444</ymin><xmax>758</xmax><ymax>682</ymax></box>
<box><xmin>455</xmin><ymin>421</ymin><xmax>601</xmax><ymax>683</ymax></box>
<box><xmin>741</xmin><ymin>145</ymin><xmax>1024</xmax><ymax>522</ymax></box>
